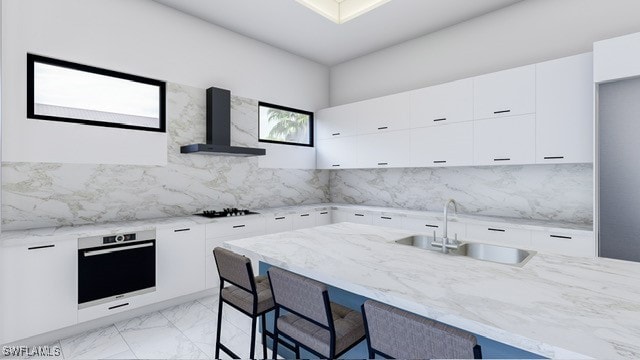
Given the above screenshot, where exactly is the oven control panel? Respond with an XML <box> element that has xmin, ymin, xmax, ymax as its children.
<box><xmin>103</xmin><ymin>233</ymin><xmax>136</xmax><ymax>244</ymax></box>
<box><xmin>78</xmin><ymin>229</ymin><xmax>156</xmax><ymax>250</ymax></box>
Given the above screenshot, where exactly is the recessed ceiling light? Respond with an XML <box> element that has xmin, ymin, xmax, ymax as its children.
<box><xmin>295</xmin><ymin>0</ymin><xmax>391</xmax><ymax>24</ymax></box>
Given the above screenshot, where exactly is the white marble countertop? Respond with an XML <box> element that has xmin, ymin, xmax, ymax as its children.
<box><xmin>225</xmin><ymin>223</ymin><xmax>639</xmax><ymax>360</ymax></box>
<box><xmin>0</xmin><ymin>203</ymin><xmax>591</xmax><ymax>246</ymax></box>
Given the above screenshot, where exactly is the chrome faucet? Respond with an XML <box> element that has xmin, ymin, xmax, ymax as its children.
<box><xmin>432</xmin><ymin>199</ymin><xmax>459</xmax><ymax>254</ymax></box>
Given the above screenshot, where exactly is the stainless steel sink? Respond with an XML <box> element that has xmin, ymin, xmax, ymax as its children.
<box><xmin>451</xmin><ymin>242</ymin><xmax>535</xmax><ymax>267</ymax></box>
<box><xmin>395</xmin><ymin>236</ymin><xmax>535</xmax><ymax>267</ymax></box>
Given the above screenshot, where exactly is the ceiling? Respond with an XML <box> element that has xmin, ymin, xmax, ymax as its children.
<box><xmin>153</xmin><ymin>0</ymin><xmax>522</xmax><ymax>66</ymax></box>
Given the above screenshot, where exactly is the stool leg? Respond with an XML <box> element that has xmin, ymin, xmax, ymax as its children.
<box><xmin>215</xmin><ymin>299</ymin><xmax>224</xmax><ymax>359</ymax></box>
<box><xmin>272</xmin><ymin>308</ymin><xmax>280</xmax><ymax>360</ymax></box>
<box><xmin>261</xmin><ymin>314</ymin><xmax>267</xmax><ymax>359</ymax></box>
<box><xmin>249</xmin><ymin>316</ymin><xmax>257</xmax><ymax>360</ymax></box>
<box><xmin>295</xmin><ymin>344</ymin><xmax>300</xmax><ymax>359</ymax></box>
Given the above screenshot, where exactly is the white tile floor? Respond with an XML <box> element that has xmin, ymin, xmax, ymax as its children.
<box><xmin>34</xmin><ymin>294</ymin><xmax>270</xmax><ymax>360</ymax></box>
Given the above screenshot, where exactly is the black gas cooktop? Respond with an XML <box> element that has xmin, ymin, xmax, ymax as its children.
<box><xmin>195</xmin><ymin>208</ymin><xmax>259</xmax><ymax>218</ymax></box>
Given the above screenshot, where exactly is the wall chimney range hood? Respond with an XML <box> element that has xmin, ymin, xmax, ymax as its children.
<box><xmin>180</xmin><ymin>87</ymin><xmax>266</xmax><ymax>156</ymax></box>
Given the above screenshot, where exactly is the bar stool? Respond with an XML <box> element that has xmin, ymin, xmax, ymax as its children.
<box><xmin>267</xmin><ymin>267</ymin><xmax>366</xmax><ymax>359</ymax></box>
<box><xmin>212</xmin><ymin>247</ymin><xmax>276</xmax><ymax>359</ymax></box>
<box><xmin>362</xmin><ymin>299</ymin><xmax>482</xmax><ymax>359</ymax></box>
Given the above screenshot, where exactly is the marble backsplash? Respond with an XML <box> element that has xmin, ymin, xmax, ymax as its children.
<box><xmin>1</xmin><ymin>83</ymin><xmax>330</xmax><ymax>230</ymax></box>
<box><xmin>330</xmin><ymin>165</ymin><xmax>593</xmax><ymax>225</ymax></box>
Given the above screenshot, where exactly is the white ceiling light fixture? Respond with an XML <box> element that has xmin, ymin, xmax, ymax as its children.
<box><xmin>295</xmin><ymin>0</ymin><xmax>391</xmax><ymax>24</ymax></box>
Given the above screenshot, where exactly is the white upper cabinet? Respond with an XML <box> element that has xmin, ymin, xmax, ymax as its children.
<box><xmin>356</xmin><ymin>93</ymin><xmax>410</xmax><ymax>135</ymax></box>
<box><xmin>316</xmin><ymin>137</ymin><xmax>357</xmax><ymax>169</ymax></box>
<box><xmin>410</xmin><ymin>122</ymin><xmax>473</xmax><ymax>167</ymax></box>
<box><xmin>474</xmin><ymin>114</ymin><xmax>536</xmax><ymax>166</ymax></box>
<box><xmin>357</xmin><ymin>130</ymin><xmax>411</xmax><ymax>168</ymax></box>
<box><xmin>473</xmin><ymin>65</ymin><xmax>536</xmax><ymax>120</ymax></box>
<box><xmin>410</xmin><ymin>79</ymin><xmax>473</xmax><ymax>127</ymax></box>
<box><xmin>536</xmin><ymin>53</ymin><xmax>593</xmax><ymax>164</ymax></box>
<box><xmin>316</xmin><ymin>104</ymin><xmax>358</xmax><ymax>139</ymax></box>
<box><xmin>594</xmin><ymin>31</ymin><xmax>640</xmax><ymax>83</ymax></box>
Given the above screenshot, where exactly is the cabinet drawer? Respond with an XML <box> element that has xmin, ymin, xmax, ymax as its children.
<box><xmin>466</xmin><ymin>224</ymin><xmax>531</xmax><ymax>248</ymax></box>
<box><xmin>265</xmin><ymin>215</ymin><xmax>294</xmax><ymax>234</ymax></box>
<box><xmin>531</xmin><ymin>231</ymin><xmax>595</xmax><ymax>257</ymax></box>
<box><xmin>473</xmin><ymin>64</ymin><xmax>536</xmax><ymax>120</ymax></box>
<box><xmin>410</xmin><ymin>78</ymin><xmax>473</xmax><ymax>127</ymax></box>
<box><xmin>346</xmin><ymin>211</ymin><xmax>374</xmax><ymax>225</ymax></box>
<box><xmin>293</xmin><ymin>212</ymin><xmax>317</xmax><ymax>230</ymax></box>
<box><xmin>473</xmin><ymin>114</ymin><xmax>536</xmax><ymax>166</ymax></box>
<box><xmin>316</xmin><ymin>210</ymin><xmax>331</xmax><ymax>226</ymax></box>
<box><xmin>402</xmin><ymin>217</ymin><xmax>466</xmax><ymax>238</ymax></box>
<box><xmin>205</xmin><ymin>217</ymin><xmax>265</xmax><ymax>238</ymax></box>
<box><xmin>78</xmin><ymin>291</ymin><xmax>157</xmax><ymax>323</ymax></box>
<box><xmin>373</xmin><ymin>214</ymin><xmax>403</xmax><ymax>229</ymax></box>
<box><xmin>206</xmin><ymin>232</ymin><xmax>262</xmax><ymax>256</ymax></box>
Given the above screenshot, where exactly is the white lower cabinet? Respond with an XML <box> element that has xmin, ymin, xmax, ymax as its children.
<box><xmin>205</xmin><ymin>232</ymin><xmax>263</xmax><ymax>288</ymax></box>
<box><xmin>401</xmin><ymin>216</ymin><xmax>466</xmax><ymax>238</ymax></box>
<box><xmin>466</xmin><ymin>223</ymin><xmax>532</xmax><ymax>248</ymax></box>
<box><xmin>531</xmin><ymin>231</ymin><xmax>595</xmax><ymax>257</ymax></box>
<box><xmin>265</xmin><ymin>215</ymin><xmax>294</xmax><ymax>234</ymax></box>
<box><xmin>293</xmin><ymin>212</ymin><xmax>317</xmax><ymax>230</ymax></box>
<box><xmin>156</xmin><ymin>225</ymin><xmax>206</xmax><ymax>301</ymax></box>
<box><xmin>333</xmin><ymin>210</ymin><xmax>374</xmax><ymax>225</ymax></box>
<box><xmin>473</xmin><ymin>114</ymin><xmax>536</xmax><ymax>166</ymax></box>
<box><xmin>316</xmin><ymin>210</ymin><xmax>331</xmax><ymax>226</ymax></box>
<box><xmin>78</xmin><ymin>291</ymin><xmax>158</xmax><ymax>323</ymax></box>
<box><xmin>356</xmin><ymin>131</ymin><xmax>410</xmax><ymax>168</ymax></box>
<box><xmin>1</xmin><ymin>239</ymin><xmax>78</xmax><ymax>343</ymax></box>
<box><xmin>410</xmin><ymin>122</ymin><xmax>473</xmax><ymax>167</ymax></box>
<box><xmin>373</xmin><ymin>214</ymin><xmax>403</xmax><ymax>229</ymax></box>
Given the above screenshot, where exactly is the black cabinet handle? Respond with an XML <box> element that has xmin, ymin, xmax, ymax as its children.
<box><xmin>424</xmin><ymin>224</ymin><xmax>439</xmax><ymax>228</ymax></box>
<box><xmin>174</xmin><ymin>228</ymin><xmax>190</xmax><ymax>232</ymax></box>
<box><xmin>433</xmin><ymin>118</ymin><xmax>447</xmax><ymax>122</ymax></box>
<box><xmin>494</xmin><ymin>158</ymin><xmax>511</xmax><ymax>162</ymax></box>
<box><xmin>332</xmin><ymin>132</ymin><xmax>340</xmax><ymax>136</ymax></box>
<box><xmin>381</xmin><ymin>216</ymin><xmax>392</xmax><ymax>220</ymax></box>
<box><xmin>108</xmin><ymin>303</ymin><xmax>129</xmax><ymax>310</ymax></box>
<box><xmin>544</xmin><ymin>156</ymin><xmax>565</xmax><ymax>160</ymax></box>
<box><xmin>300</xmin><ymin>214</ymin><xmax>310</xmax><ymax>217</ymax></box>
<box><xmin>494</xmin><ymin>110</ymin><xmax>511</xmax><ymax>114</ymax></box>
<box><xmin>377</xmin><ymin>126</ymin><xmax>388</xmax><ymax>130</ymax></box>
<box><xmin>433</xmin><ymin>160</ymin><xmax>447</xmax><ymax>164</ymax></box>
<box><xmin>354</xmin><ymin>214</ymin><xmax>365</xmax><ymax>217</ymax></box>
<box><xmin>488</xmin><ymin>228</ymin><xmax>506</xmax><ymax>232</ymax></box>
<box><xmin>320</xmin><ymin>211</ymin><xmax>328</xmax><ymax>215</ymax></box>
<box><xmin>550</xmin><ymin>234</ymin><xmax>572</xmax><ymax>240</ymax></box>
<box><xmin>275</xmin><ymin>217</ymin><xmax>285</xmax><ymax>220</ymax></box>
<box><xmin>378</xmin><ymin>162</ymin><xmax>388</xmax><ymax>166</ymax></box>
<box><xmin>233</xmin><ymin>225</ymin><xmax>246</xmax><ymax>229</ymax></box>
<box><xmin>28</xmin><ymin>244</ymin><xmax>55</xmax><ymax>250</ymax></box>
<box><xmin>332</xmin><ymin>164</ymin><xmax>341</xmax><ymax>167</ymax></box>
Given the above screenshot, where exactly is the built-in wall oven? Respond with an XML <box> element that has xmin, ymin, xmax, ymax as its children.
<box><xmin>78</xmin><ymin>230</ymin><xmax>156</xmax><ymax>309</ymax></box>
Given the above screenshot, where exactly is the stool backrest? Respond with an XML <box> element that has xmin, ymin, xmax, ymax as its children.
<box><xmin>267</xmin><ymin>267</ymin><xmax>331</xmax><ymax>328</ymax></box>
<box><xmin>363</xmin><ymin>300</ymin><xmax>482</xmax><ymax>359</ymax></box>
<box><xmin>213</xmin><ymin>247</ymin><xmax>254</xmax><ymax>292</ymax></box>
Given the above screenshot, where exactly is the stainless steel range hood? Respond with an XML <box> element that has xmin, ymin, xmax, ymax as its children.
<box><xmin>180</xmin><ymin>87</ymin><xmax>266</xmax><ymax>156</ymax></box>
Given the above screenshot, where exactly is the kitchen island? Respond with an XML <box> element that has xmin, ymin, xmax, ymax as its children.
<box><xmin>225</xmin><ymin>223</ymin><xmax>640</xmax><ymax>359</ymax></box>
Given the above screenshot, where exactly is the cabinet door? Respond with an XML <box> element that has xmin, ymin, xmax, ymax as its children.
<box><xmin>157</xmin><ymin>225</ymin><xmax>206</xmax><ymax>301</ymax></box>
<box><xmin>265</xmin><ymin>215</ymin><xmax>293</xmax><ymax>234</ymax></box>
<box><xmin>531</xmin><ymin>231</ymin><xmax>595</xmax><ymax>257</ymax></box>
<box><xmin>536</xmin><ymin>53</ymin><xmax>594</xmax><ymax>164</ymax></box>
<box><xmin>292</xmin><ymin>212</ymin><xmax>317</xmax><ymax>230</ymax></box>
<box><xmin>356</xmin><ymin>131</ymin><xmax>411</xmax><ymax>168</ymax></box>
<box><xmin>332</xmin><ymin>209</ymin><xmax>349</xmax><ymax>223</ymax></box>
<box><xmin>205</xmin><ymin>217</ymin><xmax>265</xmax><ymax>240</ymax></box>
<box><xmin>347</xmin><ymin>211</ymin><xmax>374</xmax><ymax>225</ymax></box>
<box><xmin>316</xmin><ymin>210</ymin><xmax>331</xmax><ymax>226</ymax></box>
<box><xmin>410</xmin><ymin>122</ymin><xmax>473</xmax><ymax>167</ymax></box>
<box><xmin>316</xmin><ymin>104</ymin><xmax>358</xmax><ymax>139</ymax></box>
<box><xmin>373</xmin><ymin>214</ymin><xmax>403</xmax><ymax>229</ymax></box>
<box><xmin>473</xmin><ymin>115</ymin><xmax>536</xmax><ymax>166</ymax></box>
<box><xmin>402</xmin><ymin>217</ymin><xmax>466</xmax><ymax>238</ymax></box>
<box><xmin>474</xmin><ymin>65</ymin><xmax>536</xmax><ymax>120</ymax></box>
<box><xmin>1</xmin><ymin>239</ymin><xmax>77</xmax><ymax>343</ymax></box>
<box><xmin>357</xmin><ymin>93</ymin><xmax>410</xmax><ymax>134</ymax></box>
<box><xmin>316</xmin><ymin>137</ymin><xmax>357</xmax><ymax>169</ymax></box>
<box><xmin>466</xmin><ymin>224</ymin><xmax>532</xmax><ymax>248</ymax></box>
<box><xmin>410</xmin><ymin>79</ymin><xmax>473</xmax><ymax>127</ymax></box>
<box><xmin>205</xmin><ymin>232</ymin><xmax>262</xmax><ymax>289</ymax></box>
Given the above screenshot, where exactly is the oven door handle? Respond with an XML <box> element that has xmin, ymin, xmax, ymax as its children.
<box><xmin>83</xmin><ymin>242</ymin><xmax>154</xmax><ymax>257</ymax></box>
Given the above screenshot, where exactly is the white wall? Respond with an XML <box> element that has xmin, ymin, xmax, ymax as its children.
<box><xmin>1</xmin><ymin>0</ymin><xmax>328</xmax><ymax>165</ymax></box>
<box><xmin>329</xmin><ymin>0</ymin><xmax>640</xmax><ymax>105</ymax></box>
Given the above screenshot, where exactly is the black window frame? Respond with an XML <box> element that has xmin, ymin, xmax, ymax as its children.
<box><xmin>27</xmin><ymin>53</ymin><xmax>166</xmax><ymax>133</ymax></box>
<box><xmin>258</xmin><ymin>101</ymin><xmax>314</xmax><ymax>147</ymax></box>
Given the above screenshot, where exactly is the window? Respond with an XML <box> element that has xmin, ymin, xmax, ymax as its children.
<box><xmin>27</xmin><ymin>54</ymin><xmax>166</xmax><ymax>132</ymax></box>
<box><xmin>258</xmin><ymin>102</ymin><xmax>313</xmax><ymax>147</ymax></box>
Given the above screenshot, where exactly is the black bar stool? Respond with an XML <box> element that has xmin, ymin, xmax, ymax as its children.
<box><xmin>267</xmin><ymin>267</ymin><xmax>366</xmax><ymax>359</ymax></box>
<box><xmin>362</xmin><ymin>299</ymin><xmax>482</xmax><ymax>359</ymax></box>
